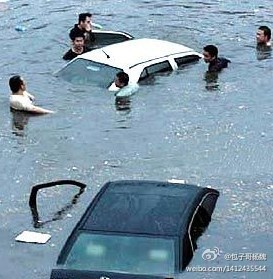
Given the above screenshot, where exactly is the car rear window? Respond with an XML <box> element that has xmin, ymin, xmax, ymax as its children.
<box><xmin>62</xmin><ymin>232</ymin><xmax>176</xmax><ymax>275</ymax></box>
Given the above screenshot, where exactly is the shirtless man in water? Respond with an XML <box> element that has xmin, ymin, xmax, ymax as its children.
<box><xmin>9</xmin><ymin>75</ymin><xmax>54</xmax><ymax>114</ymax></box>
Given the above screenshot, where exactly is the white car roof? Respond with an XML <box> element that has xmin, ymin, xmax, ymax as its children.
<box><xmin>79</xmin><ymin>38</ymin><xmax>201</xmax><ymax>70</ymax></box>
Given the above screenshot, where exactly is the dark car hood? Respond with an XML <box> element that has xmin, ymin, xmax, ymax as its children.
<box><xmin>50</xmin><ymin>269</ymin><xmax>169</xmax><ymax>279</ymax></box>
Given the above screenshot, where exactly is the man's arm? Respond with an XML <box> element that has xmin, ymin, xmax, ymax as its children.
<box><xmin>29</xmin><ymin>105</ymin><xmax>54</xmax><ymax>114</ymax></box>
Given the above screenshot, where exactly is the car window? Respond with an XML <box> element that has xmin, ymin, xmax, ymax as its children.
<box><xmin>56</xmin><ymin>59</ymin><xmax>122</xmax><ymax>87</ymax></box>
<box><xmin>139</xmin><ymin>60</ymin><xmax>173</xmax><ymax>82</ymax></box>
<box><xmin>92</xmin><ymin>32</ymin><xmax>133</xmax><ymax>48</ymax></box>
<box><xmin>174</xmin><ymin>55</ymin><xmax>200</xmax><ymax>69</ymax></box>
<box><xmin>62</xmin><ymin>232</ymin><xmax>175</xmax><ymax>276</ymax></box>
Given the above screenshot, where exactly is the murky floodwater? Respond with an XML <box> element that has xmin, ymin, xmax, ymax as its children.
<box><xmin>0</xmin><ymin>0</ymin><xmax>272</xmax><ymax>278</ymax></box>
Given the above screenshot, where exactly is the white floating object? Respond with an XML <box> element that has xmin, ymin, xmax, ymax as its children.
<box><xmin>168</xmin><ymin>179</ymin><xmax>187</xmax><ymax>184</ymax></box>
<box><xmin>15</xmin><ymin>231</ymin><xmax>51</xmax><ymax>244</ymax></box>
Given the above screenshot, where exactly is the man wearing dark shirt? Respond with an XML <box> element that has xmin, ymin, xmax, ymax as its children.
<box><xmin>69</xmin><ymin>12</ymin><xmax>95</xmax><ymax>50</ymax></box>
<box><xmin>203</xmin><ymin>45</ymin><xmax>230</xmax><ymax>72</ymax></box>
<box><xmin>63</xmin><ymin>32</ymin><xmax>87</xmax><ymax>61</ymax></box>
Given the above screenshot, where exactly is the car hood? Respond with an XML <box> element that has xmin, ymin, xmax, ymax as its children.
<box><xmin>50</xmin><ymin>269</ymin><xmax>169</xmax><ymax>279</ymax></box>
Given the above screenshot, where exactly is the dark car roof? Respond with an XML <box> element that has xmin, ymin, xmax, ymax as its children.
<box><xmin>79</xmin><ymin>180</ymin><xmax>219</xmax><ymax>237</ymax></box>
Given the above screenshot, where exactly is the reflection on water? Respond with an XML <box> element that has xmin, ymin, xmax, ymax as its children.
<box><xmin>11</xmin><ymin>110</ymin><xmax>30</xmax><ymax>136</ymax></box>
<box><xmin>11</xmin><ymin>109</ymin><xmax>43</xmax><ymax>137</ymax></box>
<box><xmin>204</xmin><ymin>71</ymin><xmax>219</xmax><ymax>91</ymax></box>
<box><xmin>256</xmin><ymin>45</ymin><xmax>272</xmax><ymax>61</ymax></box>
<box><xmin>115</xmin><ymin>96</ymin><xmax>131</xmax><ymax>112</ymax></box>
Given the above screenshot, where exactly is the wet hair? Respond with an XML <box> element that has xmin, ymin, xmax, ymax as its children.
<box><xmin>70</xmin><ymin>31</ymin><xmax>85</xmax><ymax>41</ymax></box>
<box><xmin>9</xmin><ymin>75</ymin><xmax>23</xmax><ymax>93</ymax></box>
<box><xmin>78</xmin><ymin>12</ymin><xmax>92</xmax><ymax>24</ymax></box>
<box><xmin>116</xmin><ymin>71</ymin><xmax>129</xmax><ymax>86</ymax></box>
<box><xmin>203</xmin><ymin>45</ymin><xmax>218</xmax><ymax>58</ymax></box>
<box><xmin>258</xmin><ymin>25</ymin><xmax>271</xmax><ymax>40</ymax></box>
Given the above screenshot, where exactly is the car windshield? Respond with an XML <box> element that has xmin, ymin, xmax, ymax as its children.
<box><xmin>56</xmin><ymin>58</ymin><xmax>122</xmax><ymax>87</ymax></box>
<box><xmin>62</xmin><ymin>232</ymin><xmax>176</xmax><ymax>275</ymax></box>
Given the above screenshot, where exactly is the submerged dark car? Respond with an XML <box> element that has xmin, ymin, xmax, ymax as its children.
<box><xmin>50</xmin><ymin>180</ymin><xmax>219</xmax><ymax>279</ymax></box>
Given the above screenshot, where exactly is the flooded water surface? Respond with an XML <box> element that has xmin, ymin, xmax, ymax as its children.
<box><xmin>0</xmin><ymin>0</ymin><xmax>272</xmax><ymax>278</ymax></box>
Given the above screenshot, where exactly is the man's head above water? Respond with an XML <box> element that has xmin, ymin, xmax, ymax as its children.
<box><xmin>256</xmin><ymin>26</ymin><xmax>271</xmax><ymax>46</ymax></box>
<box><xmin>114</xmin><ymin>72</ymin><xmax>129</xmax><ymax>88</ymax></box>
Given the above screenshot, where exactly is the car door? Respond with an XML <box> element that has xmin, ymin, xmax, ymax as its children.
<box><xmin>92</xmin><ymin>30</ymin><xmax>133</xmax><ymax>48</ymax></box>
<box><xmin>181</xmin><ymin>192</ymin><xmax>219</xmax><ymax>270</ymax></box>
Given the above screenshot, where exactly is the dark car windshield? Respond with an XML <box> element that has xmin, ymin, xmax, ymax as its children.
<box><xmin>61</xmin><ymin>232</ymin><xmax>176</xmax><ymax>276</ymax></box>
<box><xmin>56</xmin><ymin>58</ymin><xmax>122</xmax><ymax>87</ymax></box>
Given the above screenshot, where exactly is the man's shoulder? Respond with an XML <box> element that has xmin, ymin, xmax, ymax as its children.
<box><xmin>218</xmin><ymin>57</ymin><xmax>231</xmax><ymax>64</ymax></box>
<box><xmin>209</xmin><ymin>57</ymin><xmax>230</xmax><ymax>72</ymax></box>
<box><xmin>70</xmin><ymin>24</ymin><xmax>80</xmax><ymax>32</ymax></box>
<box><xmin>63</xmin><ymin>49</ymin><xmax>76</xmax><ymax>60</ymax></box>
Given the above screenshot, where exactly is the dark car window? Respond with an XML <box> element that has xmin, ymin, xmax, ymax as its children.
<box><xmin>63</xmin><ymin>232</ymin><xmax>176</xmax><ymax>276</ymax></box>
<box><xmin>92</xmin><ymin>32</ymin><xmax>133</xmax><ymax>48</ymax></box>
<box><xmin>174</xmin><ymin>55</ymin><xmax>200</xmax><ymax>69</ymax></box>
<box><xmin>139</xmin><ymin>60</ymin><xmax>172</xmax><ymax>82</ymax></box>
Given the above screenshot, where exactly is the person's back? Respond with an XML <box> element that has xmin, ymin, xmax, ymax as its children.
<box><xmin>115</xmin><ymin>83</ymin><xmax>139</xmax><ymax>97</ymax></box>
<box><xmin>10</xmin><ymin>91</ymin><xmax>34</xmax><ymax>111</ymax></box>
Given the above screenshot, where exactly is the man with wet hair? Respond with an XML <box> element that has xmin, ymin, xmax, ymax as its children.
<box><xmin>9</xmin><ymin>75</ymin><xmax>54</xmax><ymax>114</ymax></box>
<box><xmin>256</xmin><ymin>26</ymin><xmax>271</xmax><ymax>46</ymax></box>
<box><xmin>63</xmin><ymin>31</ymin><xmax>87</xmax><ymax>60</ymax></box>
<box><xmin>114</xmin><ymin>71</ymin><xmax>129</xmax><ymax>88</ymax></box>
<box><xmin>110</xmin><ymin>71</ymin><xmax>139</xmax><ymax>98</ymax></box>
<box><xmin>69</xmin><ymin>12</ymin><xmax>95</xmax><ymax>50</ymax></box>
<box><xmin>203</xmin><ymin>45</ymin><xmax>230</xmax><ymax>72</ymax></box>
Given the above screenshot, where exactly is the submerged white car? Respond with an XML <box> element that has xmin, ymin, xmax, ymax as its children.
<box><xmin>56</xmin><ymin>37</ymin><xmax>202</xmax><ymax>88</ymax></box>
